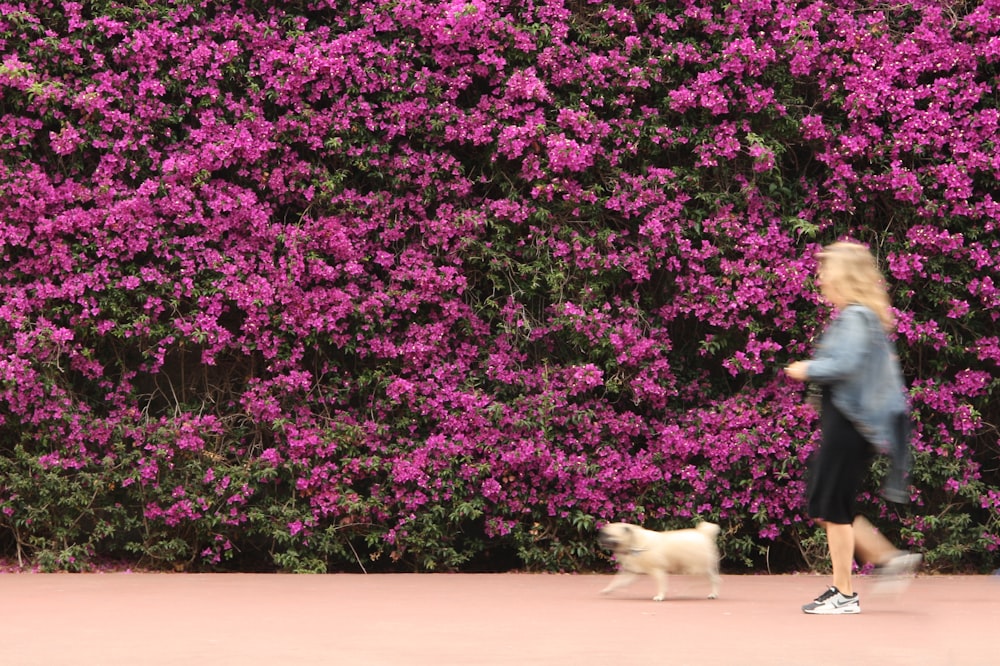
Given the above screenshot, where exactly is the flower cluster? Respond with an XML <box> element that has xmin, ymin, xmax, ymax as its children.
<box><xmin>0</xmin><ymin>0</ymin><xmax>996</xmax><ymax>573</ymax></box>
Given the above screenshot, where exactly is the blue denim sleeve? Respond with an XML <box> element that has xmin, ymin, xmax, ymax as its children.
<box><xmin>805</xmin><ymin>308</ymin><xmax>870</xmax><ymax>384</ymax></box>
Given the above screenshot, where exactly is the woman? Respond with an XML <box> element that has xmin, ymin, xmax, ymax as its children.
<box><xmin>785</xmin><ymin>241</ymin><xmax>921</xmax><ymax>615</ymax></box>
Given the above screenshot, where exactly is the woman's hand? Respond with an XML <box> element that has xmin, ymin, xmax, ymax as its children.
<box><xmin>784</xmin><ymin>360</ymin><xmax>810</xmax><ymax>382</ymax></box>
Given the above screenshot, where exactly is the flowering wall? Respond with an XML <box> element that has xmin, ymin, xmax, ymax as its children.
<box><xmin>0</xmin><ymin>0</ymin><xmax>997</xmax><ymax>572</ymax></box>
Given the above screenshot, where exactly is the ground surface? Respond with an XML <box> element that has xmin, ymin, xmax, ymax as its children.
<box><xmin>1</xmin><ymin>572</ymin><xmax>997</xmax><ymax>665</ymax></box>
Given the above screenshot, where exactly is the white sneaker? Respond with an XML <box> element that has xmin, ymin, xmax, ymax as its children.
<box><xmin>872</xmin><ymin>552</ymin><xmax>922</xmax><ymax>596</ymax></box>
<box><xmin>802</xmin><ymin>586</ymin><xmax>861</xmax><ymax>614</ymax></box>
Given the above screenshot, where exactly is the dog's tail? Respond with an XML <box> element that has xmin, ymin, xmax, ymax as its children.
<box><xmin>696</xmin><ymin>521</ymin><xmax>721</xmax><ymax>538</ymax></box>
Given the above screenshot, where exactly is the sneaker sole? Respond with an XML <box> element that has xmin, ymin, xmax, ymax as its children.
<box><xmin>803</xmin><ymin>605</ymin><xmax>861</xmax><ymax>615</ymax></box>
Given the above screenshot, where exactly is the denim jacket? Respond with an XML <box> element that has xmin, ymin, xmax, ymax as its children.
<box><xmin>806</xmin><ymin>304</ymin><xmax>912</xmax><ymax>503</ymax></box>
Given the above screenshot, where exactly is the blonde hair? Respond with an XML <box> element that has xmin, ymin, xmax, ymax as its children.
<box><xmin>817</xmin><ymin>241</ymin><xmax>895</xmax><ymax>331</ymax></box>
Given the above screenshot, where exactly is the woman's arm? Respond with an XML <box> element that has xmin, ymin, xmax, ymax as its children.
<box><xmin>803</xmin><ymin>306</ymin><xmax>872</xmax><ymax>384</ymax></box>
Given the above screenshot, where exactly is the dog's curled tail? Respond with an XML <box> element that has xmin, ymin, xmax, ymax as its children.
<box><xmin>696</xmin><ymin>521</ymin><xmax>721</xmax><ymax>537</ymax></box>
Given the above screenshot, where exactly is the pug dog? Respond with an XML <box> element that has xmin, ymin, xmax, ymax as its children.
<box><xmin>598</xmin><ymin>521</ymin><xmax>721</xmax><ymax>601</ymax></box>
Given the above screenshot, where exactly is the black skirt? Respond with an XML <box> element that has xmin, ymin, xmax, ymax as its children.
<box><xmin>806</xmin><ymin>389</ymin><xmax>875</xmax><ymax>524</ymax></box>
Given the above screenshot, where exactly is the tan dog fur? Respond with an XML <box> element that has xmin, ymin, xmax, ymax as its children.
<box><xmin>598</xmin><ymin>521</ymin><xmax>721</xmax><ymax>601</ymax></box>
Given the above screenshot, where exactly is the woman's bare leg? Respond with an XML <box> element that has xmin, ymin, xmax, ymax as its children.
<box><xmin>853</xmin><ymin>515</ymin><xmax>900</xmax><ymax>566</ymax></box>
<box><xmin>824</xmin><ymin>521</ymin><xmax>856</xmax><ymax>595</ymax></box>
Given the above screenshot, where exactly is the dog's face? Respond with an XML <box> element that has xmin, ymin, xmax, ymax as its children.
<box><xmin>597</xmin><ymin>522</ymin><xmax>635</xmax><ymax>553</ymax></box>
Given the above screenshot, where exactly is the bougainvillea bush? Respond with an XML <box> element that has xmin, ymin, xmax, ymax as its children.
<box><xmin>0</xmin><ymin>0</ymin><xmax>997</xmax><ymax>573</ymax></box>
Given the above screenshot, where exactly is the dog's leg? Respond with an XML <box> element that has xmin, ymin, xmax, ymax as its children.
<box><xmin>650</xmin><ymin>570</ymin><xmax>668</xmax><ymax>601</ymax></box>
<box><xmin>707</xmin><ymin>567</ymin><xmax>720</xmax><ymax>599</ymax></box>
<box><xmin>600</xmin><ymin>571</ymin><xmax>637</xmax><ymax>595</ymax></box>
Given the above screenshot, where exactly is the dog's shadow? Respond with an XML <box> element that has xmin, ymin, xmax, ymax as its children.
<box><xmin>597</xmin><ymin>576</ymin><xmax>722</xmax><ymax>603</ymax></box>
<box><xmin>602</xmin><ymin>594</ymin><xmax>718</xmax><ymax>603</ymax></box>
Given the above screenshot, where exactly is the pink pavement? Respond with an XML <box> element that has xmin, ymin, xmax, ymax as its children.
<box><xmin>1</xmin><ymin>572</ymin><xmax>997</xmax><ymax>665</ymax></box>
